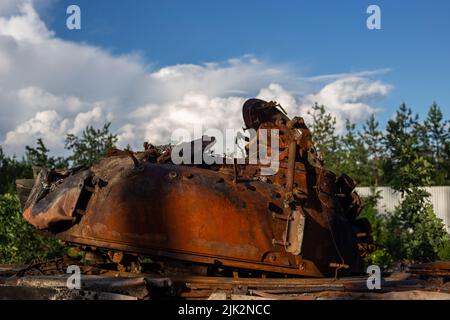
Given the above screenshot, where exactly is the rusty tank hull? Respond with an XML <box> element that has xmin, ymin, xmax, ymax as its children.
<box><xmin>22</xmin><ymin>99</ymin><xmax>373</xmax><ymax>277</ymax></box>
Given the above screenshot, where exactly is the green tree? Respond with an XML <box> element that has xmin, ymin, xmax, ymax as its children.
<box><xmin>445</xmin><ymin>133</ymin><xmax>450</xmax><ymax>185</ymax></box>
<box><xmin>380</xmin><ymin>103</ymin><xmax>450</xmax><ymax>263</ymax></box>
<box><xmin>384</xmin><ymin>103</ymin><xmax>433</xmax><ymax>191</ymax></box>
<box><xmin>383</xmin><ymin>188</ymin><xmax>450</xmax><ymax>262</ymax></box>
<box><xmin>0</xmin><ymin>146</ymin><xmax>32</xmax><ymax>195</ymax></box>
<box><xmin>307</xmin><ymin>103</ymin><xmax>340</xmax><ymax>172</ymax></box>
<box><xmin>26</xmin><ymin>138</ymin><xmax>68</xmax><ymax>169</ymax></box>
<box><xmin>65</xmin><ymin>122</ymin><xmax>118</xmax><ymax>167</ymax></box>
<box><xmin>423</xmin><ymin>102</ymin><xmax>449</xmax><ymax>185</ymax></box>
<box><xmin>359</xmin><ymin>114</ymin><xmax>385</xmax><ymax>186</ymax></box>
<box><xmin>337</xmin><ymin>120</ymin><xmax>370</xmax><ymax>185</ymax></box>
<box><xmin>307</xmin><ymin>104</ymin><xmax>371</xmax><ymax>184</ymax></box>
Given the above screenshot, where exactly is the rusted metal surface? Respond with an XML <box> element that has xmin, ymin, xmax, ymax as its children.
<box><xmin>23</xmin><ymin>168</ymin><xmax>91</xmax><ymax>230</ymax></box>
<box><xmin>408</xmin><ymin>261</ymin><xmax>450</xmax><ymax>277</ymax></box>
<box><xmin>21</xmin><ymin>98</ymin><xmax>374</xmax><ymax>278</ymax></box>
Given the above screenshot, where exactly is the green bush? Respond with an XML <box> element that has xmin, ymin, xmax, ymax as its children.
<box><xmin>360</xmin><ymin>189</ymin><xmax>394</xmax><ymax>268</ymax></box>
<box><xmin>0</xmin><ymin>193</ymin><xmax>63</xmax><ymax>264</ymax></box>
<box><xmin>437</xmin><ymin>240</ymin><xmax>450</xmax><ymax>261</ymax></box>
<box><xmin>388</xmin><ymin>188</ymin><xmax>450</xmax><ymax>262</ymax></box>
<box><xmin>361</xmin><ymin>188</ymin><xmax>450</xmax><ymax>268</ymax></box>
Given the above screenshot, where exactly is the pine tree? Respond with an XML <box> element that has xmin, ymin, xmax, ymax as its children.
<box><xmin>25</xmin><ymin>138</ymin><xmax>49</xmax><ymax>167</ymax></box>
<box><xmin>360</xmin><ymin>114</ymin><xmax>384</xmax><ymax>186</ymax></box>
<box><xmin>65</xmin><ymin>122</ymin><xmax>118</xmax><ymax>167</ymax></box>
<box><xmin>381</xmin><ymin>103</ymin><xmax>450</xmax><ymax>262</ymax></box>
<box><xmin>307</xmin><ymin>103</ymin><xmax>340</xmax><ymax>172</ymax></box>
<box><xmin>384</xmin><ymin>103</ymin><xmax>433</xmax><ymax>191</ymax></box>
<box><xmin>424</xmin><ymin>102</ymin><xmax>449</xmax><ymax>185</ymax></box>
<box><xmin>337</xmin><ymin>120</ymin><xmax>370</xmax><ymax>185</ymax></box>
<box><xmin>26</xmin><ymin>138</ymin><xmax>67</xmax><ymax>169</ymax></box>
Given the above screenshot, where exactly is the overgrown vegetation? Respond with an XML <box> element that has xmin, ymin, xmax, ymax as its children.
<box><xmin>309</xmin><ymin>101</ymin><xmax>450</xmax><ymax>266</ymax></box>
<box><xmin>0</xmin><ymin>194</ymin><xmax>62</xmax><ymax>264</ymax></box>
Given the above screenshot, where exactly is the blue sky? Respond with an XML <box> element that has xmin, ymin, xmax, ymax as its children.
<box><xmin>0</xmin><ymin>0</ymin><xmax>449</xmax><ymax>156</ymax></box>
<box><xmin>43</xmin><ymin>0</ymin><xmax>450</xmax><ymax>122</ymax></box>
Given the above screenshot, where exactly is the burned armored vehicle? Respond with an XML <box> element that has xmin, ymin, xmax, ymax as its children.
<box><xmin>20</xmin><ymin>99</ymin><xmax>373</xmax><ymax>278</ymax></box>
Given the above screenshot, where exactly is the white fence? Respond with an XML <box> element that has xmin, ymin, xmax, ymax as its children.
<box><xmin>356</xmin><ymin>187</ymin><xmax>450</xmax><ymax>233</ymax></box>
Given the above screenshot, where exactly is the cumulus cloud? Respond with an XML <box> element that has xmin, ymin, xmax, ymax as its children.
<box><xmin>3</xmin><ymin>109</ymin><xmax>69</xmax><ymax>152</ymax></box>
<box><xmin>299</xmin><ymin>77</ymin><xmax>393</xmax><ymax>131</ymax></box>
<box><xmin>0</xmin><ymin>1</ymin><xmax>392</xmax><ymax>157</ymax></box>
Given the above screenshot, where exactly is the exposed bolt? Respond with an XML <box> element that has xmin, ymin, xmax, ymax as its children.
<box><xmin>329</xmin><ymin>262</ymin><xmax>350</xmax><ymax>269</ymax></box>
<box><xmin>272</xmin><ymin>239</ymin><xmax>291</xmax><ymax>246</ymax></box>
<box><xmin>271</xmin><ymin>212</ymin><xmax>293</xmax><ymax>221</ymax></box>
<box><xmin>356</xmin><ymin>232</ymin><xmax>367</xmax><ymax>238</ymax></box>
<box><xmin>168</xmin><ymin>171</ymin><xmax>178</xmax><ymax>179</ymax></box>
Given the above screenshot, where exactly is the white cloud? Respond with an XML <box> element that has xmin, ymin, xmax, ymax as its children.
<box><xmin>0</xmin><ymin>1</ymin><xmax>392</xmax><ymax>157</ymax></box>
<box><xmin>3</xmin><ymin>110</ymin><xmax>69</xmax><ymax>152</ymax></box>
<box><xmin>71</xmin><ymin>105</ymin><xmax>113</xmax><ymax>135</ymax></box>
<box><xmin>299</xmin><ymin>77</ymin><xmax>392</xmax><ymax>132</ymax></box>
<box><xmin>0</xmin><ymin>1</ymin><xmax>53</xmax><ymax>42</ymax></box>
<box><xmin>307</xmin><ymin>68</ymin><xmax>391</xmax><ymax>82</ymax></box>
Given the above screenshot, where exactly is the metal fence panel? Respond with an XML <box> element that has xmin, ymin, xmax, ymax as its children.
<box><xmin>356</xmin><ymin>187</ymin><xmax>450</xmax><ymax>233</ymax></box>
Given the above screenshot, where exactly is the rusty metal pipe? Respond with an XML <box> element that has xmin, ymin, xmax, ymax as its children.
<box><xmin>285</xmin><ymin>140</ymin><xmax>297</xmax><ymax>193</ymax></box>
<box><xmin>233</xmin><ymin>158</ymin><xmax>239</xmax><ymax>183</ymax></box>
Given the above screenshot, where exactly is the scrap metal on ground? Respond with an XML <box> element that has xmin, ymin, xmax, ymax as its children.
<box><xmin>1</xmin><ymin>260</ymin><xmax>450</xmax><ymax>300</ymax></box>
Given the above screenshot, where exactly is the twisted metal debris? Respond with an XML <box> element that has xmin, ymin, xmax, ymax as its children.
<box><xmin>21</xmin><ymin>99</ymin><xmax>374</xmax><ymax>278</ymax></box>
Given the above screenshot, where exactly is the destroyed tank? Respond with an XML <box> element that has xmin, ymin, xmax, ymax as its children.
<box><xmin>20</xmin><ymin>99</ymin><xmax>374</xmax><ymax>278</ymax></box>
